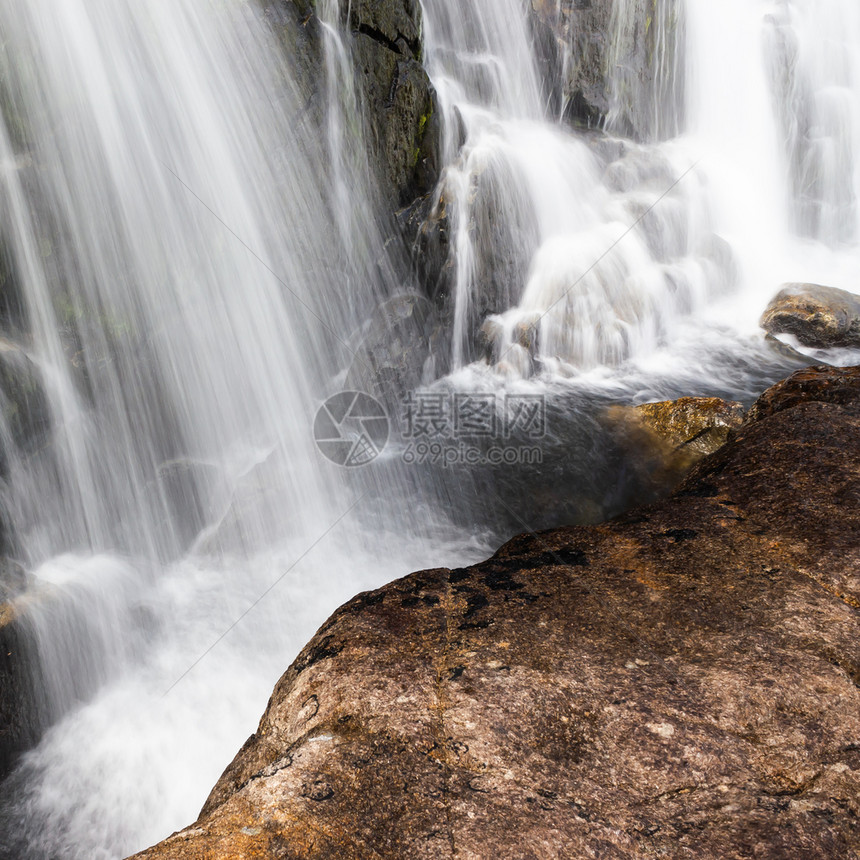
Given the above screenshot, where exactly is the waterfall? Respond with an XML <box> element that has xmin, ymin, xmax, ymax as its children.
<box><xmin>0</xmin><ymin>0</ymin><xmax>858</xmax><ymax>857</ymax></box>
<box><xmin>424</xmin><ymin>0</ymin><xmax>860</xmax><ymax>376</ymax></box>
<box><xmin>0</xmin><ymin>0</ymin><xmax>475</xmax><ymax>856</ymax></box>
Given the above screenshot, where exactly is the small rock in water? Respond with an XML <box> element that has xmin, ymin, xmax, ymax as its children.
<box><xmin>760</xmin><ymin>282</ymin><xmax>860</xmax><ymax>349</ymax></box>
<box><xmin>606</xmin><ymin>395</ymin><xmax>744</xmax><ymax>495</ymax></box>
<box><xmin>513</xmin><ymin>313</ymin><xmax>541</xmax><ymax>355</ymax></box>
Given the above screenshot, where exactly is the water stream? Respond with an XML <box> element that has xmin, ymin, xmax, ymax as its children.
<box><xmin>0</xmin><ymin>0</ymin><xmax>858</xmax><ymax>856</ymax></box>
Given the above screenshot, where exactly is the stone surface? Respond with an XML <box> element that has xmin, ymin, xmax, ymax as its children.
<box><xmin>745</xmin><ymin>363</ymin><xmax>860</xmax><ymax>422</ymax></box>
<box><xmin>131</xmin><ymin>365</ymin><xmax>860</xmax><ymax>859</ymax></box>
<box><xmin>530</xmin><ymin>0</ymin><xmax>685</xmax><ymax>141</ymax></box>
<box><xmin>605</xmin><ymin>395</ymin><xmax>745</xmax><ymax>499</ymax></box>
<box><xmin>265</xmin><ymin>0</ymin><xmax>438</xmax><ymax>211</ymax></box>
<box><xmin>0</xmin><ymin>338</ymin><xmax>50</xmax><ymax>463</ymax></box>
<box><xmin>760</xmin><ymin>283</ymin><xmax>860</xmax><ymax>349</ymax></box>
<box><xmin>630</xmin><ymin>396</ymin><xmax>745</xmax><ymax>454</ymax></box>
<box><xmin>0</xmin><ymin>599</ymin><xmax>41</xmax><ymax>780</ymax></box>
<box><xmin>344</xmin><ymin>293</ymin><xmax>440</xmax><ymax>408</ymax></box>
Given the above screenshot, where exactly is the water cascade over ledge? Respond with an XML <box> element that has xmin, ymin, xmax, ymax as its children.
<box><xmin>0</xmin><ymin>0</ymin><xmax>858</xmax><ymax>856</ymax></box>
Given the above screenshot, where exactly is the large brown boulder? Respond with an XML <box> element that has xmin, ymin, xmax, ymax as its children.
<box><xmin>131</xmin><ymin>365</ymin><xmax>860</xmax><ymax>859</ymax></box>
<box><xmin>760</xmin><ymin>283</ymin><xmax>860</xmax><ymax>349</ymax></box>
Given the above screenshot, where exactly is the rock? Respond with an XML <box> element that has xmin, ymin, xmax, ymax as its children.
<box><xmin>350</xmin><ymin>22</ymin><xmax>439</xmax><ymax>208</ymax></box>
<box><xmin>0</xmin><ymin>239</ymin><xmax>25</xmax><ymax>332</ymax></box>
<box><xmin>760</xmin><ymin>283</ymin><xmax>860</xmax><ymax>349</ymax></box>
<box><xmin>402</xmin><ymin>186</ymin><xmax>451</xmax><ymax>303</ymax></box>
<box><xmin>0</xmin><ymin>559</ymin><xmax>26</xmax><ymax>603</ymax></box>
<box><xmin>476</xmin><ymin>316</ymin><xmax>503</xmax><ymax>362</ymax></box>
<box><xmin>265</xmin><ymin>0</ymin><xmax>439</xmax><ymax>212</ymax></box>
<box><xmin>623</xmin><ymin>395</ymin><xmax>744</xmax><ymax>455</ymax></box>
<box><xmin>605</xmin><ymin>396</ymin><xmax>744</xmax><ymax>499</ymax></box>
<box><xmin>531</xmin><ymin>0</ymin><xmax>685</xmax><ymax>141</ymax></box>
<box><xmin>261</xmin><ymin>0</ymin><xmax>325</xmax><ymax>128</ymax></box>
<box><xmin>513</xmin><ymin>312</ymin><xmax>541</xmax><ymax>355</ymax></box>
<box><xmin>345</xmin><ymin>293</ymin><xmax>442</xmax><ymax>410</ymax></box>
<box><xmin>0</xmin><ymin>339</ymin><xmax>51</xmax><ymax>469</ymax></box>
<box><xmin>527</xmin><ymin>3</ymin><xmax>564</xmax><ymax>118</ymax></box>
<box><xmin>131</xmin><ymin>365</ymin><xmax>860</xmax><ymax>859</ymax></box>
<box><xmin>745</xmin><ymin>363</ymin><xmax>860</xmax><ymax>423</ymax></box>
<box><xmin>153</xmin><ymin>460</ymin><xmax>229</xmax><ymax>555</ymax></box>
<box><xmin>0</xmin><ymin>599</ymin><xmax>41</xmax><ymax>780</ymax></box>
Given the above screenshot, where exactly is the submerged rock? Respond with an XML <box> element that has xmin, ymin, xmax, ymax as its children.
<box><xmin>629</xmin><ymin>395</ymin><xmax>744</xmax><ymax>455</ymax></box>
<box><xmin>606</xmin><ymin>395</ymin><xmax>745</xmax><ymax>497</ymax></box>
<box><xmin>131</xmin><ymin>365</ymin><xmax>860</xmax><ymax>859</ymax></box>
<box><xmin>760</xmin><ymin>282</ymin><xmax>860</xmax><ymax>349</ymax></box>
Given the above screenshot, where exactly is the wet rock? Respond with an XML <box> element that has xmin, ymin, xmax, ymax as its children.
<box><xmin>745</xmin><ymin>363</ymin><xmax>860</xmax><ymax>423</ymax></box>
<box><xmin>345</xmin><ymin>293</ymin><xmax>441</xmax><ymax>409</ymax></box>
<box><xmin>477</xmin><ymin>316</ymin><xmax>503</xmax><ymax>362</ymax></box>
<box><xmin>0</xmin><ymin>599</ymin><xmax>40</xmax><ymax>780</ymax></box>
<box><xmin>350</xmin><ymin>20</ymin><xmax>439</xmax><ymax>208</ymax></box>
<box><xmin>131</xmin><ymin>365</ymin><xmax>860</xmax><ymax>859</ymax></box>
<box><xmin>261</xmin><ymin>0</ymin><xmax>325</xmax><ymax>128</ymax></box>
<box><xmin>0</xmin><ymin>339</ymin><xmax>51</xmax><ymax>466</ymax></box>
<box><xmin>621</xmin><ymin>395</ymin><xmax>744</xmax><ymax>456</ymax></box>
<box><xmin>403</xmin><ymin>189</ymin><xmax>451</xmax><ymax>302</ymax></box>
<box><xmin>531</xmin><ymin>0</ymin><xmax>685</xmax><ymax>141</ymax></box>
<box><xmin>0</xmin><ymin>559</ymin><xmax>26</xmax><ymax>603</ymax></box>
<box><xmin>760</xmin><ymin>282</ymin><xmax>860</xmax><ymax>349</ymax></box>
<box><xmin>606</xmin><ymin>395</ymin><xmax>744</xmax><ymax>499</ymax></box>
<box><xmin>513</xmin><ymin>313</ymin><xmax>541</xmax><ymax>356</ymax></box>
<box><xmin>265</xmin><ymin>0</ymin><xmax>439</xmax><ymax>211</ymax></box>
<box><xmin>153</xmin><ymin>460</ymin><xmax>229</xmax><ymax>554</ymax></box>
<box><xmin>0</xmin><ymin>238</ymin><xmax>25</xmax><ymax>332</ymax></box>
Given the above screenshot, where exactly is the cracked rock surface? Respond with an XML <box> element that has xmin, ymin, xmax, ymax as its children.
<box><xmin>131</xmin><ymin>366</ymin><xmax>860</xmax><ymax>859</ymax></box>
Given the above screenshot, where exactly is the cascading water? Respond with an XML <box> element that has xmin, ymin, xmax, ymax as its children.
<box><xmin>0</xmin><ymin>0</ymin><xmax>484</xmax><ymax>856</ymax></box>
<box><xmin>0</xmin><ymin>0</ymin><xmax>858</xmax><ymax>857</ymax></box>
<box><xmin>424</xmin><ymin>0</ymin><xmax>860</xmax><ymax>379</ymax></box>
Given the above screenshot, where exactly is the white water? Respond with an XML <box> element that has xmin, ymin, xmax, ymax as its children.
<box><xmin>0</xmin><ymin>0</ymin><xmax>859</xmax><ymax>857</ymax></box>
<box><xmin>0</xmin><ymin>0</ymin><xmax>484</xmax><ymax>856</ymax></box>
<box><xmin>424</xmin><ymin>0</ymin><xmax>860</xmax><ymax>376</ymax></box>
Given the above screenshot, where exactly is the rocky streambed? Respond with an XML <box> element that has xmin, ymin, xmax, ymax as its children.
<box><xmin>130</xmin><ymin>364</ymin><xmax>860</xmax><ymax>859</ymax></box>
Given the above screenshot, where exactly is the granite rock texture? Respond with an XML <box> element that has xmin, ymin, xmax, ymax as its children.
<box><xmin>131</xmin><ymin>365</ymin><xmax>860</xmax><ymax>859</ymax></box>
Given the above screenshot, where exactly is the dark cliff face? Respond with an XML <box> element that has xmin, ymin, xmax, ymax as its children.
<box><xmin>0</xmin><ymin>603</ymin><xmax>43</xmax><ymax>779</ymax></box>
<box><xmin>531</xmin><ymin>0</ymin><xmax>686</xmax><ymax>142</ymax></box>
<box><xmin>263</xmin><ymin>0</ymin><xmax>438</xmax><ymax>213</ymax></box>
<box><xmin>130</xmin><ymin>369</ymin><xmax>860</xmax><ymax>860</ymax></box>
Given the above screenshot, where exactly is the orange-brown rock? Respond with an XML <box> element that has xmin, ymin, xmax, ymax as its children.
<box><xmin>760</xmin><ymin>282</ymin><xmax>860</xmax><ymax>349</ymax></box>
<box><xmin>606</xmin><ymin>395</ymin><xmax>744</xmax><ymax>494</ymax></box>
<box><xmin>131</xmin><ymin>366</ymin><xmax>860</xmax><ymax>860</ymax></box>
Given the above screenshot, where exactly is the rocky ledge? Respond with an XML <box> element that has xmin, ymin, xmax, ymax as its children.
<box><xmin>132</xmin><ymin>365</ymin><xmax>860</xmax><ymax>859</ymax></box>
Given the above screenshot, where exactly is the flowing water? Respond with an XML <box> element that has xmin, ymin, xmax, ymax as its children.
<box><xmin>0</xmin><ymin>0</ymin><xmax>858</xmax><ymax>856</ymax></box>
